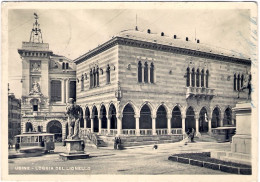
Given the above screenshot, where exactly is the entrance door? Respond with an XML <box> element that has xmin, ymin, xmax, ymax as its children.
<box><xmin>199</xmin><ymin>107</ymin><xmax>208</xmax><ymax>133</ymax></box>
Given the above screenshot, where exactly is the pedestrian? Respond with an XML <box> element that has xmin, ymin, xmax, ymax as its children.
<box><xmin>81</xmin><ymin>141</ymin><xmax>85</xmax><ymax>151</ymax></box>
<box><xmin>117</xmin><ymin>137</ymin><xmax>122</xmax><ymax>150</ymax></box>
<box><xmin>114</xmin><ymin>137</ymin><xmax>118</xmax><ymax>150</ymax></box>
<box><xmin>15</xmin><ymin>142</ymin><xmax>19</xmax><ymax>152</ymax></box>
<box><xmin>190</xmin><ymin>128</ymin><xmax>195</xmax><ymax>142</ymax></box>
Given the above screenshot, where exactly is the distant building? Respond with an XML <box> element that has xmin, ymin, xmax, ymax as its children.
<box><xmin>8</xmin><ymin>93</ymin><xmax>21</xmax><ymax>143</ymax></box>
<box><xmin>74</xmin><ymin>29</ymin><xmax>250</xmax><ymax>141</ymax></box>
<box><xmin>18</xmin><ymin>14</ymin><xmax>76</xmax><ymax>141</ymax></box>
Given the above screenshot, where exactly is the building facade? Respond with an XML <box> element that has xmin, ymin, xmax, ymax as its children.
<box><xmin>74</xmin><ymin>29</ymin><xmax>251</xmax><ymax>138</ymax></box>
<box><xmin>8</xmin><ymin>93</ymin><xmax>21</xmax><ymax>143</ymax></box>
<box><xmin>18</xmin><ymin>15</ymin><xmax>76</xmax><ymax>141</ymax></box>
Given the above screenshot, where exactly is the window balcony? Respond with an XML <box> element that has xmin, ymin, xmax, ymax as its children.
<box><xmin>186</xmin><ymin>87</ymin><xmax>215</xmax><ymax>99</ymax></box>
<box><xmin>23</xmin><ymin>111</ymin><xmax>66</xmax><ymax>118</ymax></box>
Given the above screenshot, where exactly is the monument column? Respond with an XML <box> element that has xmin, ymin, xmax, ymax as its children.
<box><xmin>134</xmin><ymin>115</ymin><xmax>140</xmax><ymax>136</ymax></box>
<box><xmin>152</xmin><ymin>115</ymin><xmax>156</xmax><ymax>135</ymax></box>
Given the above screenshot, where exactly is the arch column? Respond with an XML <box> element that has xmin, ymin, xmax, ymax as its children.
<box><xmin>141</xmin><ymin>65</ymin><xmax>144</xmax><ymax>83</ymax></box>
<box><xmin>208</xmin><ymin>116</ymin><xmax>212</xmax><ymax>135</ymax></box>
<box><xmin>90</xmin><ymin>116</ymin><xmax>94</xmax><ymax>133</ymax></box>
<box><xmin>195</xmin><ymin>115</ymin><xmax>201</xmax><ymax>137</ymax></box>
<box><xmin>167</xmin><ymin>114</ymin><xmax>172</xmax><ymax>135</ymax></box>
<box><xmin>61</xmin><ymin>79</ymin><xmax>65</xmax><ymax>103</ymax></box>
<box><xmin>65</xmin><ymin>79</ymin><xmax>70</xmax><ymax>103</ymax></box>
<box><xmin>107</xmin><ymin>114</ymin><xmax>111</xmax><ymax>135</ymax></box>
<box><xmin>134</xmin><ymin>115</ymin><xmax>140</xmax><ymax>136</ymax></box>
<box><xmin>182</xmin><ymin>115</ymin><xmax>186</xmax><ymax>134</ymax></box>
<box><xmin>117</xmin><ymin>115</ymin><xmax>122</xmax><ymax>135</ymax></box>
<box><xmin>98</xmin><ymin>115</ymin><xmax>102</xmax><ymax>134</ymax></box>
<box><xmin>148</xmin><ymin>64</ymin><xmax>150</xmax><ymax>83</ymax></box>
<box><xmin>83</xmin><ymin>116</ymin><xmax>86</xmax><ymax>128</ymax></box>
<box><xmin>152</xmin><ymin>115</ymin><xmax>156</xmax><ymax>135</ymax></box>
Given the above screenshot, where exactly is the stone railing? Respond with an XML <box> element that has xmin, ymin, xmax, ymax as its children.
<box><xmin>122</xmin><ymin>129</ymin><xmax>136</xmax><ymax>135</ymax></box>
<box><xmin>171</xmin><ymin>128</ymin><xmax>183</xmax><ymax>135</ymax></box>
<box><xmin>110</xmin><ymin>129</ymin><xmax>118</xmax><ymax>136</ymax></box>
<box><xmin>156</xmin><ymin>129</ymin><xmax>168</xmax><ymax>135</ymax></box>
<box><xmin>79</xmin><ymin>128</ymin><xmax>98</xmax><ymax>146</ymax></box>
<box><xmin>23</xmin><ymin>111</ymin><xmax>66</xmax><ymax>117</ymax></box>
<box><xmin>100</xmin><ymin>129</ymin><xmax>108</xmax><ymax>135</ymax></box>
<box><xmin>140</xmin><ymin>129</ymin><xmax>153</xmax><ymax>135</ymax></box>
<box><xmin>186</xmin><ymin>87</ymin><xmax>215</xmax><ymax>99</ymax></box>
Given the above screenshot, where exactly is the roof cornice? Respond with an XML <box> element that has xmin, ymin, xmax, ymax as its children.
<box><xmin>74</xmin><ymin>37</ymin><xmax>251</xmax><ymax>66</ymax></box>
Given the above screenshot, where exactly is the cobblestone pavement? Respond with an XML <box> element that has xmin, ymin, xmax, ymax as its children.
<box><xmin>9</xmin><ymin>141</ymin><xmax>231</xmax><ymax>175</ymax></box>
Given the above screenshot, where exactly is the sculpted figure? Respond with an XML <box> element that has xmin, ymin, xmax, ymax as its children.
<box><xmin>66</xmin><ymin>98</ymin><xmax>82</xmax><ymax>139</ymax></box>
<box><xmin>29</xmin><ymin>81</ymin><xmax>41</xmax><ymax>95</ymax></box>
<box><xmin>238</xmin><ymin>73</ymin><xmax>252</xmax><ymax>100</ymax></box>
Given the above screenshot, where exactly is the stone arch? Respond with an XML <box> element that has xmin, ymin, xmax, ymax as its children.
<box><xmin>108</xmin><ymin>103</ymin><xmax>117</xmax><ymax>129</ymax></box>
<box><xmin>185</xmin><ymin>106</ymin><xmax>196</xmax><ymax>132</ymax></box>
<box><xmin>121</xmin><ymin>101</ymin><xmax>138</xmax><ymax>116</ymax></box>
<box><xmin>122</xmin><ymin>103</ymin><xmax>136</xmax><ymax>129</ymax></box>
<box><xmin>140</xmin><ymin>103</ymin><xmax>152</xmax><ymax>130</ymax></box>
<box><xmin>139</xmin><ymin>101</ymin><xmax>154</xmax><ymax>116</ymax></box>
<box><xmin>46</xmin><ymin>120</ymin><xmax>62</xmax><ymax>142</ymax></box>
<box><xmin>171</xmin><ymin>106</ymin><xmax>182</xmax><ymax>128</ymax></box>
<box><xmin>92</xmin><ymin>105</ymin><xmax>99</xmax><ymax>132</ymax></box>
<box><xmin>223</xmin><ymin>106</ymin><xmax>232</xmax><ymax>126</ymax></box>
<box><xmin>100</xmin><ymin>104</ymin><xmax>107</xmax><ymax>129</ymax></box>
<box><xmin>25</xmin><ymin>122</ymin><xmax>33</xmax><ymax>132</ymax></box>
<box><xmin>156</xmin><ymin>104</ymin><xmax>168</xmax><ymax>129</ymax></box>
<box><xmin>212</xmin><ymin>106</ymin><xmax>221</xmax><ymax>128</ymax></box>
<box><xmin>85</xmin><ymin>106</ymin><xmax>91</xmax><ymax>129</ymax></box>
<box><xmin>155</xmin><ymin>103</ymin><xmax>169</xmax><ymax>117</ymax></box>
<box><xmin>199</xmin><ymin>107</ymin><xmax>208</xmax><ymax>132</ymax></box>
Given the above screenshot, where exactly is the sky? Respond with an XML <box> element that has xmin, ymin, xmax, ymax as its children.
<box><xmin>6</xmin><ymin>2</ymin><xmax>255</xmax><ymax>98</ymax></box>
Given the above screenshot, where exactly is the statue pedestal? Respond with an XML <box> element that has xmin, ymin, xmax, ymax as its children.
<box><xmin>59</xmin><ymin>139</ymin><xmax>89</xmax><ymax>161</ymax></box>
<box><xmin>211</xmin><ymin>102</ymin><xmax>251</xmax><ymax>165</ymax></box>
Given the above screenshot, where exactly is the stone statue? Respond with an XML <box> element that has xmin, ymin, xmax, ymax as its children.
<box><xmin>66</xmin><ymin>98</ymin><xmax>82</xmax><ymax>139</ymax></box>
<box><xmin>29</xmin><ymin>81</ymin><xmax>41</xmax><ymax>95</ymax></box>
<box><xmin>238</xmin><ymin>73</ymin><xmax>252</xmax><ymax>100</ymax></box>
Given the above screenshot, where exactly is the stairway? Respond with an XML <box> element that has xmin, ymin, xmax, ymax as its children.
<box><xmin>195</xmin><ymin>133</ymin><xmax>219</xmax><ymax>142</ymax></box>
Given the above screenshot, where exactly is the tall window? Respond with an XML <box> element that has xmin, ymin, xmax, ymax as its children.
<box><xmin>96</xmin><ymin>66</ymin><xmax>99</xmax><ymax>86</ymax></box>
<box><xmin>51</xmin><ymin>80</ymin><xmax>61</xmax><ymax>102</ymax></box>
<box><xmin>191</xmin><ymin>68</ymin><xmax>195</xmax><ymax>87</ymax></box>
<box><xmin>150</xmin><ymin>63</ymin><xmax>154</xmax><ymax>83</ymax></box>
<box><xmin>234</xmin><ymin>74</ymin><xmax>237</xmax><ymax>91</ymax></box>
<box><xmin>196</xmin><ymin>69</ymin><xmax>200</xmax><ymax>87</ymax></box>
<box><xmin>237</xmin><ymin>74</ymin><xmax>240</xmax><ymax>90</ymax></box>
<box><xmin>206</xmin><ymin>70</ymin><xmax>209</xmax><ymax>88</ymax></box>
<box><xmin>93</xmin><ymin>68</ymin><xmax>96</xmax><ymax>87</ymax></box>
<box><xmin>201</xmin><ymin>69</ymin><xmax>204</xmax><ymax>87</ymax></box>
<box><xmin>186</xmin><ymin>68</ymin><xmax>190</xmax><ymax>87</ymax></box>
<box><xmin>90</xmin><ymin>69</ymin><xmax>93</xmax><ymax>88</ymax></box>
<box><xmin>81</xmin><ymin>74</ymin><xmax>84</xmax><ymax>91</ymax></box>
<box><xmin>106</xmin><ymin>64</ymin><xmax>110</xmax><ymax>84</ymax></box>
<box><xmin>241</xmin><ymin>74</ymin><xmax>244</xmax><ymax>88</ymax></box>
<box><xmin>144</xmin><ymin>62</ymin><xmax>148</xmax><ymax>83</ymax></box>
<box><xmin>138</xmin><ymin>61</ymin><xmax>142</xmax><ymax>83</ymax></box>
<box><xmin>70</xmin><ymin>81</ymin><xmax>76</xmax><ymax>101</ymax></box>
<box><xmin>62</xmin><ymin>62</ymin><xmax>65</xmax><ymax>69</ymax></box>
<box><xmin>66</xmin><ymin>63</ymin><xmax>69</xmax><ymax>69</ymax></box>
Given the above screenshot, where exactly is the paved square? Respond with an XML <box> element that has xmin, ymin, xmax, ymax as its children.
<box><xmin>9</xmin><ymin>141</ymin><xmax>231</xmax><ymax>175</ymax></box>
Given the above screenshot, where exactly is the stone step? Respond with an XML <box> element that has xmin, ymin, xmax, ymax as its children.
<box><xmin>220</xmin><ymin>156</ymin><xmax>251</xmax><ymax>166</ymax></box>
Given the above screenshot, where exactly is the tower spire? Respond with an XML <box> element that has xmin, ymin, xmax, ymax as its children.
<box><xmin>29</xmin><ymin>13</ymin><xmax>43</xmax><ymax>43</ymax></box>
